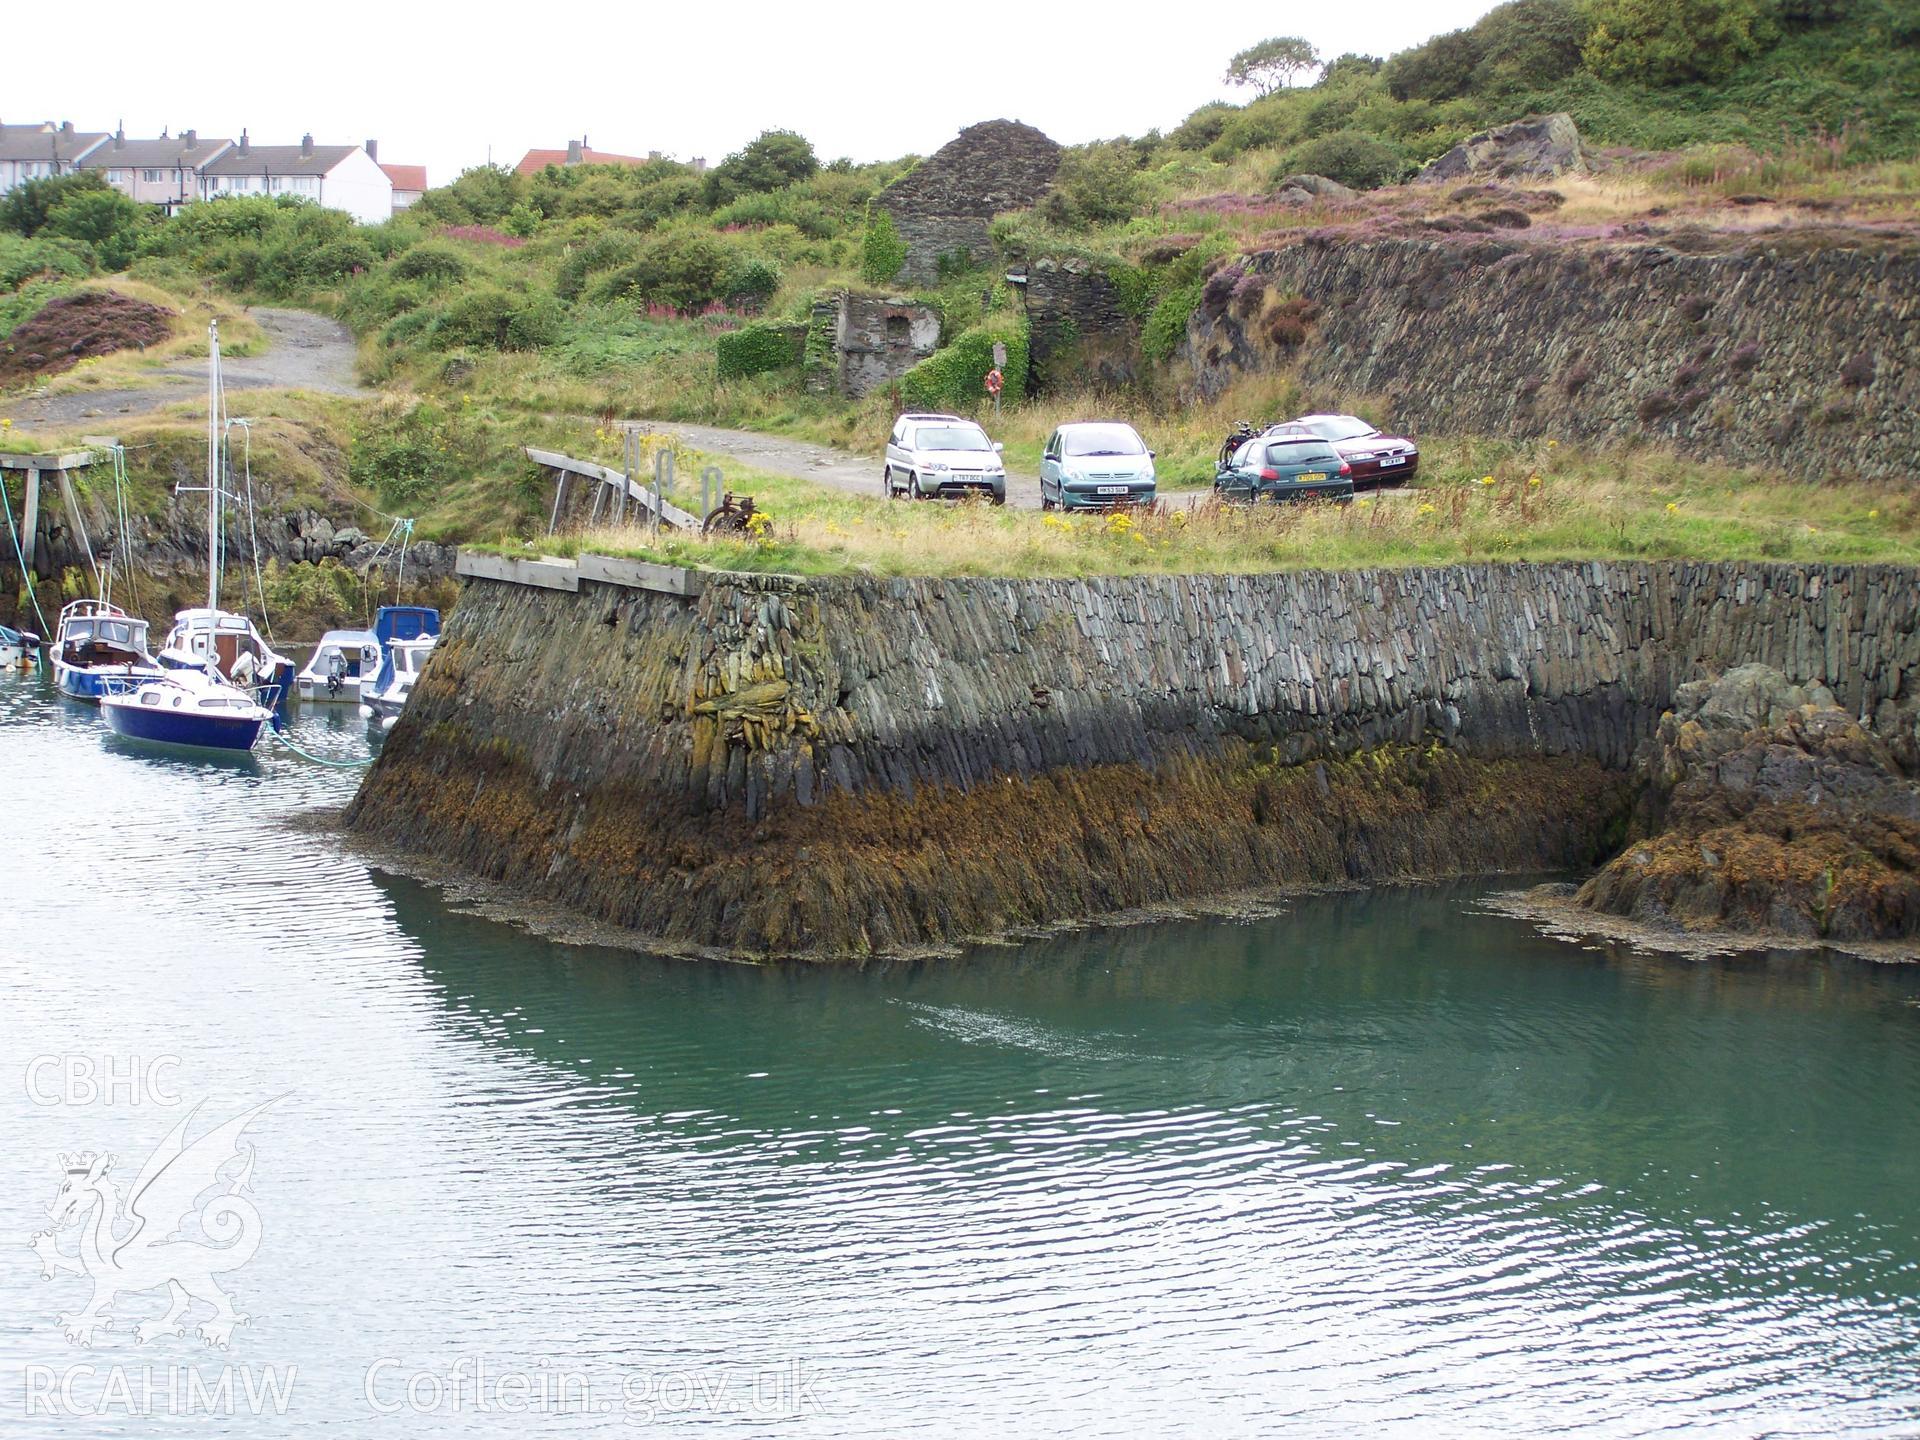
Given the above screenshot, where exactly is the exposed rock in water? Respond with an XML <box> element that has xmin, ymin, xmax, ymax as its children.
<box><xmin>1418</xmin><ymin>113</ymin><xmax>1589</xmax><ymax>184</ymax></box>
<box><xmin>1578</xmin><ymin>665</ymin><xmax>1920</xmax><ymax>943</ymax></box>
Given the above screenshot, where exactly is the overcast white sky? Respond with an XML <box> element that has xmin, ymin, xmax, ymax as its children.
<box><xmin>13</xmin><ymin>1</ymin><xmax>1499</xmax><ymax>184</ymax></box>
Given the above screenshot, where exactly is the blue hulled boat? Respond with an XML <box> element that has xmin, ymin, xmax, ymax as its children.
<box><xmin>52</xmin><ymin>599</ymin><xmax>163</xmax><ymax>702</ymax></box>
<box><xmin>101</xmin><ymin>319</ymin><xmax>284</xmax><ymax>754</ymax></box>
<box><xmin>100</xmin><ymin>668</ymin><xmax>277</xmax><ymax>751</ymax></box>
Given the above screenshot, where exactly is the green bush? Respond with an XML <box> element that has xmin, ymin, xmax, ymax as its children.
<box><xmin>1142</xmin><ymin>278</ymin><xmax>1204</xmax><ymax>365</ymax></box>
<box><xmin>1275</xmin><ymin>130</ymin><xmax>1414</xmax><ymax>189</ymax></box>
<box><xmin>433</xmin><ymin>287</ymin><xmax>562</xmax><ymax>350</ymax></box>
<box><xmin>390</xmin><ymin>242</ymin><xmax>470</xmax><ymax>286</ymax></box>
<box><xmin>0</xmin><ymin>233</ymin><xmax>93</xmax><ymax>289</ymax></box>
<box><xmin>725</xmin><ymin>257</ymin><xmax>782</xmax><ymax>312</ymax></box>
<box><xmin>1040</xmin><ymin>143</ymin><xmax>1144</xmax><ymax>227</ymax></box>
<box><xmin>898</xmin><ymin>317</ymin><xmax>1028</xmax><ymax>412</ymax></box>
<box><xmin>1583</xmin><ymin>0</ymin><xmax>1779</xmax><ymax>84</ymax></box>
<box><xmin>304</xmin><ymin>237</ymin><xmax>378</xmax><ymax>282</ymax></box>
<box><xmin>860</xmin><ymin>208</ymin><xmax>907</xmax><ymax>284</ymax></box>
<box><xmin>716</xmin><ymin>323</ymin><xmax>803</xmax><ymax>379</ymax></box>
<box><xmin>704</xmin><ymin>130</ymin><xmax>819</xmax><ymax>206</ymax></box>
<box><xmin>590</xmin><ymin>229</ymin><xmax>731</xmax><ymax>311</ymax></box>
<box><xmin>554</xmin><ymin>229</ymin><xmax>643</xmax><ymax>302</ymax></box>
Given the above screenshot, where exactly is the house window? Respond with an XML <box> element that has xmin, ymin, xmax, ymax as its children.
<box><xmin>142</xmin><ymin>169</ymin><xmax>161</xmax><ymax>183</ymax></box>
<box><xmin>269</xmin><ymin>177</ymin><xmax>282</xmax><ymax>193</ymax></box>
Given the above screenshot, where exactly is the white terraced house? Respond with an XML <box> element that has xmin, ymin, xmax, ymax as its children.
<box><xmin>0</xmin><ymin>120</ymin><xmax>109</xmax><ymax>194</ymax></box>
<box><xmin>198</xmin><ymin>131</ymin><xmax>392</xmax><ymax>224</ymax></box>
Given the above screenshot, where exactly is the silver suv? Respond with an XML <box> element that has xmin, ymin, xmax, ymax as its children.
<box><xmin>883</xmin><ymin>413</ymin><xmax>1007</xmax><ymax>504</ymax></box>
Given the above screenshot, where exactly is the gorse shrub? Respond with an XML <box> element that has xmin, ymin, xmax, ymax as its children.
<box><xmin>1583</xmin><ymin>0</ymin><xmax>1779</xmax><ymax>84</ymax></box>
<box><xmin>1275</xmin><ymin>131</ymin><xmax>1413</xmax><ymax>189</ymax></box>
<box><xmin>724</xmin><ymin>257</ymin><xmax>782</xmax><ymax>312</ymax></box>
<box><xmin>1041</xmin><ymin>143</ymin><xmax>1145</xmax><ymax>227</ymax></box>
<box><xmin>433</xmin><ymin>287</ymin><xmax>563</xmax><ymax>350</ymax></box>
<box><xmin>390</xmin><ymin>242</ymin><xmax>470</xmax><ymax>287</ymax></box>
<box><xmin>591</xmin><ymin>229</ymin><xmax>733</xmax><ymax>311</ymax></box>
<box><xmin>554</xmin><ymin>230</ymin><xmax>643</xmax><ymax>302</ymax></box>
<box><xmin>716</xmin><ymin>323</ymin><xmax>803</xmax><ymax>379</ymax></box>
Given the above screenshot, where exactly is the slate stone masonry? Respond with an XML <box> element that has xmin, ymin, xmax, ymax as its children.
<box><xmin>349</xmin><ymin>560</ymin><xmax>1920</xmax><ymax>957</ymax></box>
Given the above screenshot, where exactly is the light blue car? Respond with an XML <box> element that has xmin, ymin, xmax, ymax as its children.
<box><xmin>1039</xmin><ymin>422</ymin><xmax>1157</xmax><ymax>511</ymax></box>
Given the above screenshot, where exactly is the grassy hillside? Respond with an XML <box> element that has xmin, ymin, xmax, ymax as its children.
<box><xmin>1</xmin><ymin>0</ymin><xmax>1915</xmax><ymax>583</ymax></box>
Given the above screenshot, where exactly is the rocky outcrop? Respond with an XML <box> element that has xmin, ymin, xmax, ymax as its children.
<box><xmin>347</xmin><ymin>559</ymin><xmax>1920</xmax><ymax>961</ymax></box>
<box><xmin>1274</xmin><ymin>173</ymin><xmax>1358</xmax><ymax>204</ymax></box>
<box><xmin>1418</xmin><ymin>113</ymin><xmax>1589</xmax><ymax>184</ymax></box>
<box><xmin>1577</xmin><ymin>666</ymin><xmax>1920</xmax><ymax>943</ymax></box>
<box><xmin>1182</xmin><ymin>236</ymin><xmax>1920</xmax><ymax>482</ymax></box>
<box><xmin>878</xmin><ymin>121</ymin><xmax>1062</xmax><ymax>284</ymax></box>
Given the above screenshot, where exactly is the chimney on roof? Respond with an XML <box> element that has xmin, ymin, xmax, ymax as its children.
<box><xmin>566</xmin><ymin>138</ymin><xmax>583</xmax><ymax>164</ymax></box>
<box><xmin>114</xmin><ymin>127</ymin><xmax>125</xmax><ymax>149</ymax></box>
<box><xmin>239</xmin><ymin>129</ymin><xmax>250</xmax><ymax>156</ymax></box>
<box><xmin>183</xmin><ymin>129</ymin><xmax>196</xmax><ymax>149</ymax></box>
<box><xmin>60</xmin><ymin>121</ymin><xmax>74</xmax><ymax>136</ymax></box>
<box><xmin>301</xmin><ymin>133</ymin><xmax>314</xmax><ymax>157</ymax></box>
<box><xmin>365</xmin><ymin>138</ymin><xmax>377</xmax><ymax>162</ymax></box>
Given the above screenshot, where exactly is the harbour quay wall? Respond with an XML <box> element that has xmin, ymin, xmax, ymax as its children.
<box><xmin>344</xmin><ymin>557</ymin><xmax>1920</xmax><ymax>959</ymax></box>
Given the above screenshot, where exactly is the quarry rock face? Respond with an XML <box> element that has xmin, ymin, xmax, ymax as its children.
<box><xmin>1418</xmin><ymin>112</ymin><xmax>1589</xmax><ymax>184</ymax></box>
<box><xmin>1182</xmin><ymin>236</ymin><xmax>1919</xmax><ymax>482</ymax></box>
<box><xmin>1579</xmin><ymin>666</ymin><xmax>1920</xmax><ymax>943</ymax></box>
<box><xmin>877</xmin><ymin>120</ymin><xmax>1062</xmax><ymax>284</ymax></box>
<box><xmin>347</xmin><ymin>560</ymin><xmax>1920</xmax><ymax>961</ymax></box>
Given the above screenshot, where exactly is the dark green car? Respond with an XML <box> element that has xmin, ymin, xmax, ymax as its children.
<box><xmin>1215</xmin><ymin>434</ymin><xmax>1355</xmax><ymax>504</ymax></box>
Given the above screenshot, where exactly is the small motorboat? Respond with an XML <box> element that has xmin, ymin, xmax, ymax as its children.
<box><xmin>0</xmin><ymin>622</ymin><xmax>41</xmax><ymax>669</ymax></box>
<box><xmin>158</xmin><ymin>607</ymin><xmax>296</xmax><ymax>699</ymax></box>
<box><xmin>296</xmin><ymin>628</ymin><xmax>381</xmax><ymax>703</ymax></box>
<box><xmin>362</xmin><ymin>632</ymin><xmax>436</xmax><ymax>723</ymax></box>
<box><xmin>51</xmin><ymin>599</ymin><xmax>161</xmax><ymax>701</ymax></box>
<box><xmin>100</xmin><ymin>668</ymin><xmax>277</xmax><ymax>752</ymax></box>
<box><xmin>362</xmin><ymin>606</ymin><xmax>440</xmax><ymax>694</ymax></box>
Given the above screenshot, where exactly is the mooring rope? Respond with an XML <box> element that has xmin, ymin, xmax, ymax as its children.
<box><xmin>267</xmin><ymin>726</ymin><xmax>377</xmax><ymax>768</ymax></box>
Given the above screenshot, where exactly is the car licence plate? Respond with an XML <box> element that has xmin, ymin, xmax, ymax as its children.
<box><xmin>1097</xmin><ymin>485</ymin><xmax>1129</xmax><ymax>495</ymax></box>
<box><xmin>1298</xmin><ymin>473</ymin><xmax>1326</xmax><ymax>483</ymax></box>
<box><xmin>1378</xmin><ymin>456</ymin><xmax>1405</xmax><ymax>466</ymax></box>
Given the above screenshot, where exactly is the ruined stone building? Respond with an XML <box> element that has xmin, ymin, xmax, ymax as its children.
<box><xmin>875</xmin><ymin>120</ymin><xmax>1062</xmax><ymax>284</ymax></box>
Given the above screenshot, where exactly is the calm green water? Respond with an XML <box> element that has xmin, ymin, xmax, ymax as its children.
<box><xmin>3</xmin><ymin>668</ymin><xmax>1919</xmax><ymax>1436</ymax></box>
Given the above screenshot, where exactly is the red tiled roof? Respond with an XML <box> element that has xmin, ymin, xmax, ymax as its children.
<box><xmin>380</xmin><ymin>162</ymin><xmax>429</xmax><ymax>193</ymax></box>
<box><xmin>514</xmin><ymin>146</ymin><xmax>651</xmax><ymax>176</ymax></box>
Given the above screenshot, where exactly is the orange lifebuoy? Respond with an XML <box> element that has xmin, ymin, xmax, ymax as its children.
<box><xmin>984</xmin><ymin>368</ymin><xmax>1004</xmax><ymax>396</ymax></box>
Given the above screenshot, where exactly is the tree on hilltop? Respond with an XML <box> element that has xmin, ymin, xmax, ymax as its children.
<box><xmin>1225</xmin><ymin>37</ymin><xmax>1322</xmax><ymax>95</ymax></box>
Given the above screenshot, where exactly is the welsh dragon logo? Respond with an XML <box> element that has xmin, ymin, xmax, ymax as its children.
<box><xmin>30</xmin><ymin>1099</ymin><xmax>276</xmax><ymax>1349</ymax></box>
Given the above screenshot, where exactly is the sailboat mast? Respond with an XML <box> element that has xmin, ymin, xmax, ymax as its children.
<box><xmin>207</xmin><ymin>321</ymin><xmax>221</xmax><ymax>616</ymax></box>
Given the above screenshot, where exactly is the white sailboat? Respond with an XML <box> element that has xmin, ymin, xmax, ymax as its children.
<box><xmin>101</xmin><ymin>322</ymin><xmax>280</xmax><ymax>751</ymax></box>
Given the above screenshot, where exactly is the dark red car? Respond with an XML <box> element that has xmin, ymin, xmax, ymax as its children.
<box><xmin>1273</xmin><ymin>414</ymin><xmax>1419</xmax><ymax>488</ymax></box>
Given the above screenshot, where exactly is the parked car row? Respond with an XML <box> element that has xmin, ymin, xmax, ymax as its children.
<box><xmin>880</xmin><ymin>410</ymin><xmax>1418</xmax><ymax>510</ymax></box>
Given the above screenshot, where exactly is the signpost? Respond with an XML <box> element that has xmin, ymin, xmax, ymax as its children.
<box><xmin>984</xmin><ymin>365</ymin><xmax>1004</xmax><ymax>418</ymax></box>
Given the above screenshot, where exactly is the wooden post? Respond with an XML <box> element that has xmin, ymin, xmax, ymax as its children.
<box><xmin>546</xmin><ymin>468</ymin><xmax>569</xmax><ymax>536</ymax></box>
<box><xmin>20</xmin><ymin>466</ymin><xmax>39</xmax><ymax>572</ymax></box>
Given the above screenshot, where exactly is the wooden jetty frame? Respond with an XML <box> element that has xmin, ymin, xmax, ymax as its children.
<box><xmin>1</xmin><ymin>448</ymin><xmax>98</xmax><ymax>572</ymax></box>
<box><xmin>525</xmin><ymin>447</ymin><xmax>700</xmax><ymax>536</ymax></box>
